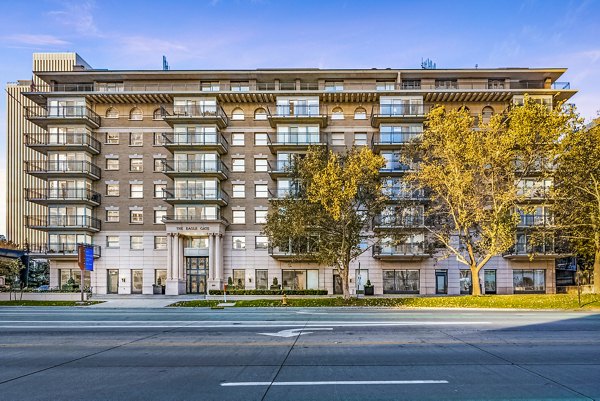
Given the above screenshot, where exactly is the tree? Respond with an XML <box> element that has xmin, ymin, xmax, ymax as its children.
<box><xmin>553</xmin><ymin>122</ymin><xmax>600</xmax><ymax>293</ymax></box>
<box><xmin>407</xmin><ymin>98</ymin><xmax>578</xmax><ymax>295</ymax></box>
<box><xmin>264</xmin><ymin>146</ymin><xmax>386</xmax><ymax>299</ymax></box>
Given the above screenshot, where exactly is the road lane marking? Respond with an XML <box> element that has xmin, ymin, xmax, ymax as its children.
<box><xmin>221</xmin><ymin>380</ymin><xmax>449</xmax><ymax>386</ymax></box>
<box><xmin>259</xmin><ymin>328</ymin><xmax>333</xmax><ymax>337</ymax></box>
<box><xmin>296</xmin><ymin>311</ymin><xmax>328</xmax><ymax>315</ymax></box>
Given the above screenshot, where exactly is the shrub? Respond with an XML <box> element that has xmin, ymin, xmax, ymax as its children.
<box><xmin>209</xmin><ymin>289</ymin><xmax>328</xmax><ymax>295</ymax></box>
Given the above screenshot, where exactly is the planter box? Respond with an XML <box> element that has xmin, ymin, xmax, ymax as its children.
<box><xmin>152</xmin><ymin>285</ymin><xmax>162</xmax><ymax>295</ymax></box>
<box><xmin>364</xmin><ymin>286</ymin><xmax>374</xmax><ymax>296</ymax></box>
<box><xmin>0</xmin><ymin>292</ymin><xmax>91</xmax><ymax>301</ymax></box>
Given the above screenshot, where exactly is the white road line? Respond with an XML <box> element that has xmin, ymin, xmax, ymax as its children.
<box><xmin>221</xmin><ymin>380</ymin><xmax>449</xmax><ymax>386</ymax></box>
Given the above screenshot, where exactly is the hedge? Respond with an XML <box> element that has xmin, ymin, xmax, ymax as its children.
<box><xmin>209</xmin><ymin>289</ymin><xmax>328</xmax><ymax>295</ymax></box>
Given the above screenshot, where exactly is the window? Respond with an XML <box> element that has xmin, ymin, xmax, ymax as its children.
<box><xmin>354</xmin><ymin>133</ymin><xmax>368</xmax><ymax>146</ymax></box>
<box><xmin>233</xmin><ymin>269</ymin><xmax>246</xmax><ymax>289</ymax></box>
<box><xmin>331</xmin><ymin>107</ymin><xmax>344</xmax><ymax>120</ymax></box>
<box><xmin>255</xmin><ymin>210</ymin><xmax>268</xmax><ymax>224</ymax></box>
<box><xmin>154</xmin><ymin>236</ymin><xmax>167</xmax><ymax>250</ymax></box>
<box><xmin>254</xmin><ymin>108</ymin><xmax>267</xmax><ymax>120</ymax></box>
<box><xmin>154</xmin><ymin>158</ymin><xmax>165</xmax><ymax>172</ymax></box>
<box><xmin>354</xmin><ymin>107</ymin><xmax>367</xmax><ymax>120</ymax></box>
<box><xmin>231</xmin><ymin>81</ymin><xmax>250</xmax><ymax>92</ymax></box>
<box><xmin>130</xmin><ymin>132</ymin><xmax>143</xmax><ymax>146</ymax></box>
<box><xmin>232</xmin><ymin>184</ymin><xmax>245</xmax><ymax>198</ymax></box>
<box><xmin>231</xmin><ymin>108</ymin><xmax>245</xmax><ymax>120</ymax></box>
<box><xmin>201</xmin><ymin>81</ymin><xmax>220</xmax><ymax>92</ymax></box>
<box><xmin>282</xmin><ymin>270</ymin><xmax>319</xmax><ymax>290</ymax></box>
<box><xmin>106</xmin><ymin>210</ymin><xmax>119</xmax><ymax>222</ymax></box>
<box><xmin>130</xmin><ymin>210</ymin><xmax>143</xmax><ymax>224</ymax></box>
<box><xmin>154</xmin><ymin>210</ymin><xmax>166</xmax><ymax>224</ymax></box>
<box><xmin>376</xmin><ymin>81</ymin><xmax>395</xmax><ymax>91</ymax></box>
<box><xmin>105</xmin><ymin>132</ymin><xmax>119</xmax><ymax>144</ymax></box>
<box><xmin>232</xmin><ymin>158</ymin><xmax>245</xmax><ymax>172</ymax></box>
<box><xmin>255</xmin><ymin>158</ymin><xmax>268</xmax><ymax>172</ymax></box>
<box><xmin>129</xmin><ymin>107</ymin><xmax>143</xmax><ymax>120</ymax></box>
<box><xmin>130</xmin><ymin>184</ymin><xmax>144</xmax><ymax>198</ymax></box>
<box><xmin>106</xmin><ymin>236</ymin><xmax>119</xmax><ymax>248</ymax></box>
<box><xmin>254</xmin><ymin>132</ymin><xmax>268</xmax><ymax>145</ymax></box>
<box><xmin>130</xmin><ymin>236</ymin><xmax>144</xmax><ymax>250</ymax></box>
<box><xmin>153</xmin><ymin>132</ymin><xmax>165</xmax><ymax>145</ymax></box>
<box><xmin>130</xmin><ymin>158</ymin><xmax>143</xmax><ymax>172</ymax></box>
<box><xmin>255</xmin><ymin>184</ymin><xmax>268</xmax><ymax>198</ymax></box>
<box><xmin>331</xmin><ymin>133</ymin><xmax>345</xmax><ymax>146</ymax></box>
<box><xmin>325</xmin><ymin>81</ymin><xmax>344</xmax><ymax>92</ymax></box>
<box><xmin>482</xmin><ymin>106</ymin><xmax>494</xmax><ymax>124</ymax></box>
<box><xmin>153</xmin><ymin>108</ymin><xmax>163</xmax><ymax>120</ymax></box>
<box><xmin>232</xmin><ymin>236</ymin><xmax>246</xmax><ymax>250</ymax></box>
<box><xmin>232</xmin><ymin>210</ymin><xmax>245</xmax><ymax>224</ymax></box>
<box><xmin>105</xmin><ymin>107</ymin><xmax>119</xmax><ymax>119</ymax></box>
<box><xmin>255</xmin><ymin>236</ymin><xmax>269</xmax><ymax>249</ymax></box>
<box><xmin>154</xmin><ymin>183</ymin><xmax>166</xmax><ymax>198</ymax></box>
<box><xmin>513</xmin><ymin>269</ymin><xmax>546</xmax><ymax>293</ymax></box>
<box><xmin>106</xmin><ymin>184</ymin><xmax>119</xmax><ymax>196</ymax></box>
<box><xmin>106</xmin><ymin>159</ymin><xmax>119</xmax><ymax>170</ymax></box>
<box><xmin>231</xmin><ymin>133</ymin><xmax>244</xmax><ymax>146</ymax></box>
<box><xmin>383</xmin><ymin>270</ymin><xmax>420</xmax><ymax>294</ymax></box>
<box><xmin>255</xmin><ymin>269</ymin><xmax>268</xmax><ymax>289</ymax></box>
<box><xmin>459</xmin><ymin>270</ymin><xmax>472</xmax><ymax>294</ymax></box>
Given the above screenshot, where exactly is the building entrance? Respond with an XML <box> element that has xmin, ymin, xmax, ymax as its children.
<box><xmin>186</xmin><ymin>257</ymin><xmax>208</xmax><ymax>294</ymax></box>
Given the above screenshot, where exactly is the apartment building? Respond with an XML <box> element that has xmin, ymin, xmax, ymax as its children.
<box><xmin>7</xmin><ymin>53</ymin><xmax>577</xmax><ymax>295</ymax></box>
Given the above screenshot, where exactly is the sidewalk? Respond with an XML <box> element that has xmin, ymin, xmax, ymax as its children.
<box><xmin>89</xmin><ymin>294</ymin><xmax>204</xmax><ymax>308</ymax></box>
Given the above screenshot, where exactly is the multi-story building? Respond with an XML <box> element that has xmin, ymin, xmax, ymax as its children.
<box><xmin>7</xmin><ymin>53</ymin><xmax>576</xmax><ymax>295</ymax></box>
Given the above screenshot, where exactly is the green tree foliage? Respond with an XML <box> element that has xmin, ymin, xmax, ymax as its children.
<box><xmin>408</xmin><ymin>98</ymin><xmax>578</xmax><ymax>295</ymax></box>
<box><xmin>264</xmin><ymin>146</ymin><xmax>386</xmax><ymax>299</ymax></box>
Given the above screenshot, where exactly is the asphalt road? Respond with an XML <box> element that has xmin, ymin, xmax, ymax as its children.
<box><xmin>0</xmin><ymin>307</ymin><xmax>599</xmax><ymax>401</ymax></box>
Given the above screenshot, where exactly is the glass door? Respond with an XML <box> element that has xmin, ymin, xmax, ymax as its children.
<box><xmin>186</xmin><ymin>257</ymin><xmax>208</xmax><ymax>294</ymax></box>
<box><xmin>131</xmin><ymin>270</ymin><xmax>143</xmax><ymax>294</ymax></box>
<box><xmin>333</xmin><ymin>274</ymin><xmax>343</xmax><ymax>294</ymax></box>
<box><xmin>435</xmin><ymin>270</ymin><xmax>448</xmax><ymax>294</ymax></box>
<box><xmin>107</xmin><ymin>269</ymin><xmax>119</xmax><ymax>294</ymax></box>
<box><xmin>484</xmin><ymin>270</ymin><xmax>497</xmax><ymax>294</ymax></box>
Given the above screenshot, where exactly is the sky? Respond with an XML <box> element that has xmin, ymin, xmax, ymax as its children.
<box><xmin>0</xmin><ymin>0</ymin><xmax>599</xmax><ymax>235</ymax></box>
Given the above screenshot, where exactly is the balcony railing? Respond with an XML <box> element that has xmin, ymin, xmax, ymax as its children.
<box><xmin>267</xmin><ymin>133</ymin><xmax>327</xmax><ymax>147</ymax></box>
<box><xmin>161</xmin><ymin>187</ymin><xmax>229</xmax><ymax>204</ymax></box>
<box><xmin>268</xmin><ymin>238</ymin><xmax>319</xmax><ymax>260</ymax></box>
<box><xmin>372</xmin><ymin>131</ymin><xmax>421</xmax><ymax>146</ymax></box>
<box><xmin>271</xmin><ymin>104</ymin><xmax>322</xmax><ymax>117</ymax></box>
<box><xmin>162</xmin><ymin>212</ymin><xmax>228</xmax><ymax>224</ymax></box>
<box><xmin>25</xmin><ymin>188</ymin><xmax>101</xmax><ymax>205</ymax></box>
<box><xmin>162</xmin><ymin>105</ymin><xmax>229</xmax><ymax>126</ymax></box>
<box><xmin>373</xmin><ymin>215</ymin><xmax>425</xmax><ymax>228</ymax></box>
<box><xmin>25</xmin><ymin>215</ymin><xmax>101</xmax><ymax>231</ymax></box>
<box><xmin>24</xmin><ymin>106</ymin><xmax>101</xmax><ymax>126</ymax></box>
<box><xmin>373</xmin><ymin>243</ymin><xmax>427</xmax><ymax>257</ymax></box>
<box><xmin>379</xmin><ymin>162</ymin><xmax>416</xmax><ymax>174</ymax></box>
<box><xmin>377</xmin><ymin>104</ymin><xmax>429</xmax><ymax>116</ymax></box>
<box><xmin>24</xmin><ymin>131</ymin><xmax>101</xmax><ymax>154</ymax></box>
<box><xmin>162</xmin><ymin>159</ymin><xmax>228</xmax><ymax>177</ymax></box>
<box><xmin>268</xmin><ymin>160</ymin><xmax>293</xmax><ymax>173</ymax></box>
<box><xmin>518</xmin><ymin>214</ymin><xmax>554</xmax><ymax>226</ymax></box>
<box><xmin>510</xmin><ymin>81</ymin><xmax>546</xmax><ymax>89</ymax></box>
<box><xmin>24</xmin><ymin>160</ymin><xmax>101</xmax><ymax>179</ymax></box>
<box><xmin>383</xmin><ymin>189</ymin><xmax>427</xmax><ymax>201</ymax></box>
<box><xmin>161</xmin><ymin>132</ymin><xmax>228</xmax><ymax>152</ymax></box>
<box><xmin>552</xmin><ymin>81</ymin><xmax>571</xmax><ymax>89</ymax></box>
<box><xmin>268</xmin><ymin>188</ymin><xmax>303</xmax><ymax>199</ymax></box>
<box><xmin>28</xmin><ymin>243</ymin><xmax>101</xmax><ymax>258</ymax></box>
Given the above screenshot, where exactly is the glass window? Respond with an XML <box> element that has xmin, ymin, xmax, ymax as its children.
<box><xmin>331</xmin><ymin>107</ymin><xmax>344</xmax><ymax>120</ymax></box>
<box><xmin>254</xmin><ymin>132</ymin><xmax>268</xmax><ymax>145</ymax></box>
<box><xmin>154</xmin><ymin>183</ymin><xmax>166</xmax><ymax>198</ymax></box>
<box><xmin>231</xmin><ymin>82</ymin><xmax>250</xmax><ymax>92</ymax></box>
<box><xmin>354</xmin><ymin>107</ymin><xmax>367</xmax><ymax>120</ymax></box>
<box><xmin>255</xmin><ymin>210</ymin><xmax>268</xmax><ymax>224</ymax></box>
<box><xmin>231</xmin><ymin>133</ymin><xmax>244</xmax><ymax>146</ymax></box>
<box><xmin>130</xmin><ymin>236</ymin><xmax>144</xmax><ymax>250</ymax></box>
<box><xmin>153</xmin><ymin>109</ymin><xmax>163</xmax><ymax>121</ymax></box>
<box><xmin>513</xmin><ymin>269</ymin><xmax>545</xmax><ymax>293</ymax></box>
<box><xmin>232</xmin><ymin>184</ymin><xmax>245</xmax><ymax>198</ymax></box>
<box><xmin>382</xmin><ymin>270</ymin><xmax>420</xmax><ymax>294</ymax></box>
<box><xmin>255</xmin><ymin>236</ymin><xmax>269</xmax><ymax>249</ymax></box>
<box><xmin>106</xmin><ymin>210</ymin><xmax>119</xmax><ymax>222</ymax></box>
<box><xmin>154</xmin><ymin>132</ymin><xmax>165</xmax><ymax>145</ymax></box>
<box><xmin>105</xmin><ymin>107</ymin><xmax>119</xmax><ymax>119</ymax></box>
<box><xmin>155</xmin><ymin>269</ymin><xmax>167</xmax><ymax>286</ymax></box>
<box><xmin>130</xmin><ymin>210</ymin><xmax>143</xmax><ymax>224</ymax></box>
<box><xmin>232</xmin><ymin>236</ymin><xmax>246</xmax><ymax>250</ymax></box>
<box><xmin>354</xmin><ymin>133</ymin><xmax>367</xmax><ymax>146</ymax></box>
<box><xmin>459</xmin><ymin>270</ymin><xmax>472</xmax><ymax>294</ymax></box>
<box><xmin>106</xmin><ymin>132</ymin><xmax>119</xmax><ymax>144</ymax></box>
<box><xmin>232</xmin><ymin>210</ymin><xmax>245</xmax><ymax>224</ymax></box>
<box><xmin>232</xmin><ymin>158</ymin><xmax>245</xmax><ymax>172</ymax></box>
<box><xmin>255</xmin><ymin>184</ymin><xmax>268</xmax><ymax>198</ymax></box>
<box><xmin>201</xmin><ymin>81</ymin><xmax>220</xmax><ymax>92</ymax></box>
<box><xmin>376</xmin><ymin>81</ymin><xmax>395</xmax><ymax>91</ymax></box>
<box><xmin>331</xmin><ymin>133</ymin><xmax>345</xmax><ymax>146</ymax></box>
<box><xmin>106</xmin><ymin>159</ymin><xmax>119</xmax><ymax>170</ymax></box>
<box><xmin>130</xmin><ymin>184</ymin><xmax>144</xmax><ymax>198</ymax></box>
<box><xmin>129</xmin><ymin>108</ymin><xmax>143</xmax><ymax>120</ymax></box>
<box><xmin>255</xmin><ymin>269</ymin><xmax>268</xmax><ymax>290</ymax></box>
<box><xmin>255</xmin><ymin>158</ymin><xmax>268</xmax><ymax>172</ymax></box>
<box><xmin>129</xmin><ymin>132</ymin><xmax>143</xmax><ymax>146</ymax></box>
<box><xmin>106</xmin><ymin>184</ymin><xmax>119</xmax><ymax>196</ymax></box>
<box><xmin>254</xmin><ymin>108</ymin><xmax>267</xmax><ymax>120</ymax></box>
<box><xmin>130</xmin><ymin>158</ymin><xmax>143</xmax><ymax>172</ymax></box>
<box><xmin>154</xmin><ymin>158</ymin><xmax>165</xmax><ymax>172</ymax></box>
<box><xmin>325</xmin><ymin>81</ymin><xmax>344</xmax><ymax>92</ymax></box>
<box><xmin>154</xmin><ymin>236</ymin><xmax>167</xmax><ymax>250</ymax></box>
<box><xmin>231</xmin><ymin>108</ymin><xmax>245</xmax><ymax>120</ymax></box>
<box><xmin>106</xmin><ymin>235</ymin><xmax>119</xmax><ymax>248</ymax></box>
<box><xmin>282</xmin><ymin>270</ymin><xmax>319</xmax><ymax>290</ymax></box>
<box><xmin>154</xmin><ymin>210</ymin><xmax>166</xmax><ymax>224</ymax></box>
<box><xmin>233</xmin><ymin>269</ymin><xmax>246</xmax><ymax>289</ymax></box>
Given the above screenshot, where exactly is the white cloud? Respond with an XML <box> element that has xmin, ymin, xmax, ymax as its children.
<box><xmin>47</xmin><ymin>0</ymin><xmax>98</xmax><ymax>36</ymax></box>
<box><xmin>4</xmin><ymin>34</ymin><xmax>70</xmax><ymax>46</ymax></box>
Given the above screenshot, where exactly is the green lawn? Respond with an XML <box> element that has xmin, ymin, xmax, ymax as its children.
<box><xmin>169</xmin><ymin>294</ymin><xmax>600</xmax><ymax>310</ymax></box>
<box><xmin>0</xmin><ymin>300</ymin><xmax>103</xmax><ymax>306</ymax></box>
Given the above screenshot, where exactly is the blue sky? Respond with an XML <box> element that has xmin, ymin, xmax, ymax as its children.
<box><xmin>1</xmin><ymin>0</ymin><xmax>599</xmax><ymax>234</ymax></box>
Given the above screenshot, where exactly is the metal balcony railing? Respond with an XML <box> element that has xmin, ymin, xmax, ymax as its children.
<box><xmin>373</xmin><ymin>243</ymin><xmax>426</xmax><ymax>256</ymax></box>
<box><xmin>372</xmin><ymin>131</ymin><xmax>421</xmax><ymax>146</ymax></box>
<box><xmin>376</xmin><ymin>104</ymin><xmax>429</xmax><ymax>117</ymax></box>
<box><xmin>518</xmin><ymin>214</ymin><xmax>554</xmax><ymax>226</ymax></box>
<box><xmin>25</xmin><ymin>188</ymin><xmax>101</xmax><ymax>204</ymax></box>
<box><xmin>383</xmin><ymin>189</ymin><xmax>427</xmax><ymax>201</ymax></box>
<box><xmin>24</xmin><ymin>160</ymin><xmax>101</xmax><ymax>178</ymax></box>
<box><xmin>24</xmin><ymin>131</ymin><xmax>101</xmax><ymax>153</ymax></box>
<box><xmin>267</xmin><ymin>133</ymin><xmax>326</xmax><ymax>146</ymax></box>
<box><xmin>28</xmin><ymin>243</ymin><xmax>101</xmax><ymax>257</ymax></box>
<box><xmin>24</xmin><ymin>106</ymin><xmax>101</xmax><ymax>126</ymax></box>
<box><xmin>162</xmin><ymin>212</ymin><xmax>228</xmax><ymax>224</ymax></box>
<box><xmin>163</xmin><ymin>104</ymin><xmax>228</xmax><ymax>123</ymax></box>
<box><xmin>161</xmin><ymin>131</ymin><xmax>228</xmax><ymax>149</ymax></box>
<box><xmin>268</xmin><ymin>160</ymin><xmax>293</xmax><ymax>173</ymax></box>
<box><xmin>373</xmin><ymin>215</ymin><xmax>425</xmax><ymax>228</ymax></box>
<box><xmin>162</xmin><ymin>159</ymin><xmax>229</xmax><ymax>176</ymax></box>
<box><xmin>270</xmin><ymin>104</ymin><xmax>325</xmax><ymax>117</ymax></box>
<box><xmin>25</xmin><ymin>215</ymin><xmax>101</xmax><ymax>230</ymax></box>
<box><xmin>161</xmin><ymin>187</ymin><xmax>230</xmax><ymax>203</ymax></box>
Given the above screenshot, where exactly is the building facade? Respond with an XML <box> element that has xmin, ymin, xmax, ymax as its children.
<box><xmin>7</xmin><ymin>53</ymin><xmax>577</xmax><ymax>295</ymax></box>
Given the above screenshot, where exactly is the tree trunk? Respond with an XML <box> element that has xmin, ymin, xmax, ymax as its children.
<box><xmin>340</xmin><ymin>268</ymin><xmax>351</xmax><ymax>300</ymax></box>
<box><xmin>471</xmin><ymin>265</ymin><xmax>482</xmax><ymax>296</ymax></box>
<box><xmin>594</xmin><ymin>248</ymin><xmax>600</xmax><ymax>294</ymax></box>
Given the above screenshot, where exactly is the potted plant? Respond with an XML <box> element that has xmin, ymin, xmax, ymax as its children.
<box><xmin>270</xmin><ymin>277</ymin><xmax>281</xmax><ymax>290</ymax></box>
<box><xmin>153</xmin><ymin>277</ymin><xmax>162</xmax><ymax>295</ymax></box>
<box><xmin>364</xmin><ymin>279</ymin><xmax>374</xmax><ymax>296</ymax></box>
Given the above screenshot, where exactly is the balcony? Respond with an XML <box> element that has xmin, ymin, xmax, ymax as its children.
<box><xmin>161</xmin><ymin>188</ymin><xmax>229</xmax><ymax>206</ymax></box>
<box><xmin>162</xmin><ymin>212</ymin><xmax>229</xmax><ymax>226</ymax></box>
<box><xmin>162</xmin><ymin>132</ymin><xmax>228</xmax><ymax>154</ymax></box>
<box><xmin>25</xmin><ymin>188</ymin><xmax>101</xmax><ymax>206</ymax></box>
<box><xmin>267</xmin><ymin>160</ymin><xmax>293</xmax><ymax>178</ymax></box>
<box><xmin>162</xmin><ymin>159</ymin><xmax>228</xmax><ymax>180</ymax></box>
<box><xmin>25</xmin><ymin>215</ymin><xmax>101</xmax><ymax>232</ymax></box>
<box><xmin>24</xmin><ymin>132</ymin><xmax>101</xmax><ymax>155</ymax></box>
<box><xmin>379</xmin><ymin>162</ymin><xmax>416</xmax><ymax>176</ymax></box>
<box><xmin>371</xmin><ymin>104</ymin><xmax>430</xmax><ymax>127</ymax></box>
<box><xmin>517</xmin><ymin>214</ymin><xmax>554</xmax><ymax>227</ymax></box>
<box><xmin>268</xmin><ymin>240</ymin><xmax>318</xmax><ymax>262</ymax></box>
<box><xmin>372</xmin><ymin>243</ymin><xmax>430</xmax><ymax>261</ymax></box>
<box><xmin>267</xmin><ymin>105</ymin><xmax>328</xmax><ymax>128</ymax></box>
<box><xmin>371</xmin><ymin>131</ymin><xmax>421</xmax><ymax>151</ymax></box>
<box><xmin>267</xmin><ymin>133</ymin><xmax>327</xmax><ymax>153</ymax></box>
<box><xmin>373</xmin><ymin>215</ymin><xmax>426</xmax><ymax>230</ymax></box>
<box><xmin>27</xmin><ymin>243</ymin><xmax>101</xmax><ymax>260</ymax></box>
<box><xmin>161</xmin><ymin>105</ymin><xmax>228</xmax><ymax>128</ymax></box>
<box><xmin>268</xmin><ymin>188</ymin><xmax>304</xmax><ymax>200</ymax></box>
<box><xmin>24</xmin><ymin>106</ymin><xmax>100</xmax><ymax>129</ymax></box>
<box><xmin>24</xmin><ymin>160</ymin><xmax>101</xmax><ymax>180</ymax></box>
<box><xmin>383</xmin><ymin>189</ymin><xmax>428</xmax><ymax>202</ymax></box>
<box><xmin>503</xmin><ymin>241</ymin><xmax>570</xmax><ymax>260</ymax></box>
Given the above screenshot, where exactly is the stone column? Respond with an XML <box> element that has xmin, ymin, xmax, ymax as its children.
<box><xmin>167</xmin><ymin>233</ymin><xmax>173</xmax><ymax>280</ymax></box>
<box><xmin>215</xmin><ymin>234</ymin><xmax>223</xmax><ymax>282</ymax></box>
<box><xmin>166</xmin><ymin>233</ymin><xmax>182</xmax><ymax>295</ymax></box>
<box><xmin>208</xmin><ymin>233</ymin><xmax>215</xmax><ymax>280</ymax></box>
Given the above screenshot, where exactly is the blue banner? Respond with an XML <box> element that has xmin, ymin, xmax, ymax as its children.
<box><xmin>85</xmin><ymin>246</ymin><xmax>94</xmax><ymax>271</ymax></box>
